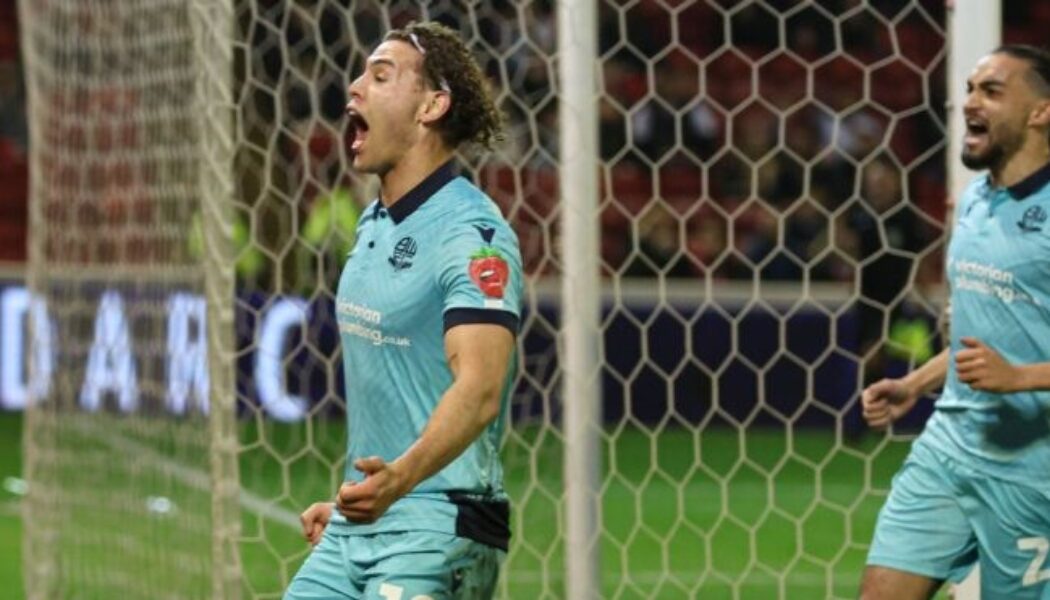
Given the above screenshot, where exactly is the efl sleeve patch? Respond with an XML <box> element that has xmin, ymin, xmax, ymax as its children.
<box><xmin>468</xmin><ymin>247</ymin><xmax>510</xmax><ymax>301</ymax></box>
<box><xmin>438</xmin><ymin>219</ymin><xmax>523</xmax><ymax>320</ymax></box>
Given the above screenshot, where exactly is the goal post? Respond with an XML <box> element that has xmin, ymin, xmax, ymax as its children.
<box><xmin>944</xmin><ymin>2</ymin><xmax>1001</xmax><ymax>597</ymax></box>
<box><xmin>558</xmin><ymin>2</ymin><xmax>603</xmax><ymax>599</ymax></box>
<box><xmin>948</xmin><ymin>0</ymin><xmax>1001</xmax><ymax>199</ymax></box>
<box><xmin>190</xmin><ymin>0</ymin><xmax>242</xmax><ymax>597</ymax></box>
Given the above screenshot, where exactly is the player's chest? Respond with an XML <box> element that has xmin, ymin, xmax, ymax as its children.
<box><xmin>336</xmin><ymin>223</ymin><xmax>439</xmax><ymax>325</ymax></box>
<box><xmin>952</xmin><ymin>195</ymin><xmax>1050</xmax><ymax>279</ymax></box>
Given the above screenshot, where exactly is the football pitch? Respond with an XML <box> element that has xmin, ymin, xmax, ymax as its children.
<box><xmin>0</xmin><ymin>412</ymin><xmax>944</xmax><ymax>599</ymax></box>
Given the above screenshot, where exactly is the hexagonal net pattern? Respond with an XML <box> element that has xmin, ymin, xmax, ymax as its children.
<box><xmin>508</xmin><ymin>2</ymin><xmax>949</xmax><ymax>598</ymax></box>
<box><xmin>19</xmin><ymin>0</ymin><xmax>953</xmax><ymax>598</ymax></box>
<box><xmin>19</xmin><ymin>0</ymin><xmax>238</xmax><ymax>598</ymax></box>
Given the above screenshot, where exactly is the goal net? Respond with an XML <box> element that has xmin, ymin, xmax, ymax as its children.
<box><xmin>19</xmin><ymin>1</ymin><xmax>951</xmax><ymax>598</ymax></box>
<box><xmin>19</xmin><ymin>1</ymin><xmax>239</xmax><ymax>598</ymax></box>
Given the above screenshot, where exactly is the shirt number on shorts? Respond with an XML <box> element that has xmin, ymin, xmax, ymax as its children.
<box><xmin>1018</xmin><ymin>536</ymin><xmax>1050</xmax><ymax>587</ymax></box>
<box><xmin>378</xmin><ymin>582</ymin><xmax>434</xmax><ymax>600</ymax></box>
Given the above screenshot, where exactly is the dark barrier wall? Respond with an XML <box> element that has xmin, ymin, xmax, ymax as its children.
<box><xmin>1</xmin><ymin>281</ymin><xmax>936</xmax><ymax>432</ymax></box>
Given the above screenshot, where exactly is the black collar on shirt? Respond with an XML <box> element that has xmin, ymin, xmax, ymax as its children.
<box><xmin>381</xmin><ymin>160</ymin><xmax>459</xmax><ymax>224</ymax></box>
<box><xmin>1006</xmin><ymin>160</ymin><xmax>1050</xmax><ymax>200</ymax></box>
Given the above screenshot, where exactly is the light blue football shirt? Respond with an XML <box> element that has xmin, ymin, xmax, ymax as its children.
<box><xmin>922</xmin><ymin>161</ymin><xmax>1050</xmax><ymax>489</ymax></box>
<box><xmin>328</xmin><ymin>161</ymin><xmax>523</xmax><ymax>549</ymax></box>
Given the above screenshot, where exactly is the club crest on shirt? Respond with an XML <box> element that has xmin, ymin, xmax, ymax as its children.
<box><xmin>388</xmin><ymin>237</ymin><xmax>417</xmax><ymax>271</ymax></box>
<box><xmin>469</xmin><ymin>247</ymin><xmax>509</xmax><ymax>300</ymax></box>
<box><xmin>1018</xmin><ymin>206</ymin><xmax>1047</xmax><ymax>233</ymax></box>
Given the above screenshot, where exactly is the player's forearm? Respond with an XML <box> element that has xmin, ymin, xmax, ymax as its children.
<box><xmin>902</xmin><ymin>348</ymin><xmax>949</xmax><ymax>398</ymax></box>
<box><xmin>1013</xmin><ymin>362</ymin><xmax>1050</xmax><ymax>392</ymax></box>
<box><xmin>391</xmin><ymin>379</ymin><xmax>501</xmax><ymax>495</ymax></box>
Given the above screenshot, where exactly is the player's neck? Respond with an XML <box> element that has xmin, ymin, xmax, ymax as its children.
<box><xmin>991</xmin><ymin>139</ymin><xmax>1050</xmax><ymax>188</ymax></box>
<box><xmin>378</xmin><ymin>142</ymin><xmax>454</xmax><ymax>208</ymax></box>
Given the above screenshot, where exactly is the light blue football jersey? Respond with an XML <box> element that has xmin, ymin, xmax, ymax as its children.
<box><xmin>328</xmin><ymin>161</ymin><xmax>523</xmax><ymax>549</ymax></box>
<box><xmin>922</xmin><ymin>162</ymin><xmax>1050</xmax><ymax>489</ymax></box>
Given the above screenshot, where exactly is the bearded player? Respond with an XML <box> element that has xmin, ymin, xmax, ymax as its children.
<box><xmin>860</xmin><ymin>45</ymin><xmax>1050</xmax><ymax>600</ymax></box>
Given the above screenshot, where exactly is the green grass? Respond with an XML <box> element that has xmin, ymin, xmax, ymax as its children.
<box><xmin>1</xmin><ymin>411</ymin><xmax>939</xmax><ymax>599</ymax></box>
<box><xmin>0</xmin><ymin>413</ymin><xmax>22</xmax><ymax>600</ymax></box>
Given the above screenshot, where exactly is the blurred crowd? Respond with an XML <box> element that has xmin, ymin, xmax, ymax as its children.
<box><xmin>478</xmin><ymin>0</ymin><xmax>950</xmax><ymax>287</ymax></box>
<box><xmin>1</xmin><ymin>0</ymin><xmax>1048</xmax><ymax>303</ymax></box>
<box><xmin>0</xmin><ymin>1</ymin><xmax>26</xmax><ymax>261</ymax></box>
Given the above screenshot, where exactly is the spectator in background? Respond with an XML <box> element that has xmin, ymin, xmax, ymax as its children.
<box><xmin>0</xmin><ymin>60</ymin><xmax>27</xmax><ymax>155</ymax></box>
<box><xmin>686</xmin><ymin>205</ymin><xmax>728</xmax><ymax>274</ymax></box>
<box><xmin>600</xmin><ymin>96</ymin><xmax>629</xmax><ymax>162</ymax></box>
<box><xmin>850</xmin><ymin>157</ymin><xmax>935</xmax><ymax>373</ymax></box>
<box><xmin>187</xmin><ymin>208</ymin><xmax>267</xmax><ymax>289</ymax></box>
<box><xmin>523</xmin><ymin>0</ymin><xmax>555</xmax><ymax>56</ymax></box>
<box><xmin>296</xmin><ymin>185</ymin><xmax>359</xmax><ymax>293</ymax></box>
<box><xmin>624</xmin><ymin>206</ymin><xmax>695</xmax><ymax>278</ymax></box>
<box><xmin>632</xmin><ymin>56</ymin><xmax>722</xmax><ymax>164</ymax></box>
<box><xmin>0</xmin><ymin>57</ymin><xmax>28</xmax><ymax>257</ymax></box>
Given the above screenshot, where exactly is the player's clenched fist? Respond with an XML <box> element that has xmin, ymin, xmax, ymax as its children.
<box><xmin>861</xmin><ymin>378</ymin><xmax>917</xmax><ymax>429</ymax></box>
<box><xmin>955</xmin><ymin>337</ymin><xmax>1019</xmax><ymax>393</ymax></box>
<box><xmin>335</xmin><ymin>456</ymin><xmax>408</xmax><ymax>524</ymax></box>
<box><xmin>299</xmin><ymin>501</ymin><xmax>333</xmax><ymax>546</ymax></box>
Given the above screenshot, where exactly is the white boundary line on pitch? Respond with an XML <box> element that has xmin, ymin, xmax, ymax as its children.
<box><xmin>88</xmin><ymin>425</ymin><xmax>302</xmax><ymax>531</ymax></box>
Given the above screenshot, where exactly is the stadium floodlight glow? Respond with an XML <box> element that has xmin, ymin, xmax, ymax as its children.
<box><xmin>167</xmin><ymin>293</ymin><xmax>210</xmax><ymax>415</ymax></box>
<box><xmin>0</xmin><ymin>287</ymin><xmax>53</xmax><ymax>410</ymax></box>
<box><xmin>254</xmin><ymin>297</ymin><xmax>310</xmax><ymax>422</ymax></box>
<box><xmin>79</xmin><ymin>290</ymin><xmax>139</xmax><ymax>413</ymax></box>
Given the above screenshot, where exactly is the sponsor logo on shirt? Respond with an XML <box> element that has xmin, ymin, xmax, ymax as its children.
<box><xmin>336</xmin><ymin>300</ymin><xmax>381</xmax><ymax>324</ymax></box>
<box><xmin>335</xmin><ymin>301</ymin><xmax>411</xmax><ymax>347</ymax></box>
<box><xmin>338</xmin><ymin>321</ymin><xmax>412</xmax><ymax>347</ymax></box>
<box><xmin>947</xmin><ymin>258</ymin><xmax>1037</xmax><ymax>305</ymax></box>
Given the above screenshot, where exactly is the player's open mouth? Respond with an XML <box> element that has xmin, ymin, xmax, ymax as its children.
<box><xmin>965</xmin><ymin>119</ymin><xmax>988</xmax><ymax>145</ymax></box>
<box><xmin>346</xmin><ymin>109</ymin><xmax>370</xmax><ymax>153</ymax></box>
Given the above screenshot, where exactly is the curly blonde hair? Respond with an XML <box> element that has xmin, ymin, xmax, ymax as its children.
<box><xmin>385</xmin><ymin>22</ymin><xmax>504</xmax><ymax>152</ymax></box>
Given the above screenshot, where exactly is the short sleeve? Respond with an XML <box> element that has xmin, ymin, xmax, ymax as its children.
<box><xmin>437</xmin><ymin>217</ymin><xmax>524</xmax><ymax>336</ymax></box>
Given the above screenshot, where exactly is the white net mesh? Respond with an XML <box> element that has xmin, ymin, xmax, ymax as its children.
<box><xmin>20</xmin><ymin>1</ymin><xmax>953</xmax><ymax>598</ymax></box>
<box><xmin>20</xmin><ymin>1</ymin><xmax>226</xmax><ymax>598</ymax></box>
<box><xmin>495</xmin><ymin>1</ymin><xmax>949</xmax><ymax>597</ymax></box>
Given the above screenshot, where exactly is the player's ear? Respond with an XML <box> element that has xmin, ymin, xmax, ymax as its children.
<box><xmin>419</xmin><ymin>90</ymin><xmax>451</xmax><ymax>125</ymax></box>
<box><xmin>1028</xmin><ymin>98</ymin><xmax>1050</xmax><ymax>128</ymax></box>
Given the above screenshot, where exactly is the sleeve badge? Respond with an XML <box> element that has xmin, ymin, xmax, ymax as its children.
<box><xmin>468</xmin><ymin>247</ymin><xmax>509</xmax><ymax>300</ymax></box>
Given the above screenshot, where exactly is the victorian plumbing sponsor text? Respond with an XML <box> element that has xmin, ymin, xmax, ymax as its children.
<box><xmin>336</xmin><ymin>300</ymin><xmax>411</xmax><ymax>347</ymax></box>
<box><xmin>948</xmin><ymin>258</ymin><xmax>1036</xmax><ymax>305</ymax></box>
